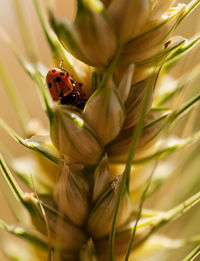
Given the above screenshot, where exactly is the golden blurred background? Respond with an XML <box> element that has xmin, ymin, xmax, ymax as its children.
<box><xmin>0</xmin><ymin>0</ymin><xmax>200</xmax><ymax>260</ymax></box>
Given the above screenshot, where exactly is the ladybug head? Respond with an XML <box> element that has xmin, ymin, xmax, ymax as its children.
<box><xmin>60</xmin><ymin>93</ymin><xmax>78</xmax><ymax>105</ymax></box>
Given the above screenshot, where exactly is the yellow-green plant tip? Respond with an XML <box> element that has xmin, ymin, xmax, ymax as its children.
<box><xmin>77</xmin><ymin>0</ymin><xmax>103</xmax><ymax>11</ymax></box>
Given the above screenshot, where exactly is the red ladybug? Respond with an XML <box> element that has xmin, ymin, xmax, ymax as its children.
<box><xmin>46</xmin><ymin>65</ymin><xmax>85</xmax><ymax>108</ymax></box>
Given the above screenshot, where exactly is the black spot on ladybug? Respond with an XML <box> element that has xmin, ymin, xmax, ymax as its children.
<box><xmin>48</xmin><ymin>82</ymin><xmax>52</xmax><ymax>88</ymax></box>
<box><xmin>55</xmin><ymin>77</ymin><xmax>62</xmax><ymax>82</ymax></box>
<box><xmin>66</xmin><ymin>71</ymin><xmax>69</xmax><ymax>77</ymax></box>
<box><xmin>59</xmin><ymin>92</ymin><xmax>63</xmax><ymax>97</ymax></box>
<box><xmin>52</xmin><ymin>69</ymin><xmax>56</xmax><ymax>73</ymax></box>
<box><xmin>68</xmin><ymin>87</ymin><xmax>71</xmax><ymax>90</ymax></box>
<box><xmin>60</xmin><ymin>72</ymin><xmax>65</xmax><ymax>76</ymax></box>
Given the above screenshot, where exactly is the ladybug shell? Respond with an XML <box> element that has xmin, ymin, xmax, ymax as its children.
<box><xmin>46</xmin><ymin>68</ymin><xmax>73</xmax><ymax>101</ymax></box>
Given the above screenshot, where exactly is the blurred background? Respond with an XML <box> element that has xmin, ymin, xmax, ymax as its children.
<box><xmin>0</xmin><ymin>0</ymin><xmax>200</xmax><ymax>260</ymax></box>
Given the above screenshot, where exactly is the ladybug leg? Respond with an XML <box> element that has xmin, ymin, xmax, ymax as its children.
<box><xmin>62</xmin><ymin>67</ymin><xmax>69</xmax><ymax>76</ymax></box>
<box><xmin>69</xmin><ymin>77</ymin><xmax>75</xmax><ymax>84</ymax></box>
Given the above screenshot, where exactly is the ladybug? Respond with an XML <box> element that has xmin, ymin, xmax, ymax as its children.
<box><xmin>46</xmin><ymin>63</ymin><xmax>85</xmax><ymax>109</ymax></box>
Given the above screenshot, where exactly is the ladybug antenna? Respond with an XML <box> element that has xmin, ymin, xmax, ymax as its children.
<box><xmin>59</xmin><ymin>59</ymin><xmax>64</xmax><ymax>69</ymax></box>
<box><xmin>59</xmin><ymin>59</ymin><xmax>69</xmax><ymax>76</ymax></box>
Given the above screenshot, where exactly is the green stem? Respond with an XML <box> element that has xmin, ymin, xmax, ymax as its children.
<box><xmin>0</xmin><ymin>59</ymin><xmax>30</xmax><ymax>137</ymax></box>
<box><xmin>135</xmin><ymin>191</ymin><xmax>200</xmax><ymax>249</ymax></box>
<box><xmin>156</xmin><ymin>63</ymin><xmax>200</xmax><ymax>106</ymax></box>
<box><xmin>144</xmin><ymin>111</ymin><xmax>171</xmax><ymax>129</ymax></box>
<box><xmin>0</xmin><ymin>219</ymin><xmax>48</xmax><ymax>250</ymax></box>
<box><xmin>178</xmin><ymin>0</ymin><xmax>200</xmax><ymax>25</ymax></box>
<box><xmin>0</xmin><ymin>151</ymin><xmax>72</xmax><ymax>236</ymax></box>
<box><xmin>167</xmin><ymin>192</ymin><xmax>200</xmax><ymax>220</ymax></box>
<box><xmin>125</xmin><ymin>162</ymin><xmax>158</xmax><ymax>260</ymax></box>
<box><xmin>133</xmin><ymin>131</ymin><xmax>200</xmax><ymax>164</ymax></box>
<box><xmin>109</xmin><ymin>65</ymin><xmax>161</xmax><ymax>261</ymax></box>
<box><xmin>32</xmin><ymin>72</ymin><xmax>54</xmax><ymax>123</ymax></box>
<box><xmin>0</xmin><ymin>119</ymin><xmax>58</xmax><ymax>164</ymax></box>
<box><xmin>33</xmin><ymin>0</ymin><xmax>79</xmax><ymax>78</ymax></box>
<box><xmin>172</xmin><ymin>93</ymin><xmax>200</xmax><ymax>120</ymax></box>
<box><xmin>182</xmin><ymin>244</ymin><xmax>200</xmax><ymax>261</ymax></box>
<box><xmin>33</xmin><ymin>0</ymin><xmax>57</xmax><ymax>55</ymax></box>
<box><xmin>2</xmin><ymin>34</ymin><xmax>54</xmax><ymax>121</ymax></box>
<box><xmin>0</xmin><ymin>154</ymin><xmax>25</xmax><ymax>205</ymax></box>
<box><xmin>109</xmin><ymin>176</ymin><xmax>126</xmax><ymax>261</ymax></box>
<box><xmin>125</xmin><ymin>68</ymin><xmax>161</xmax><ymax>190</ymax></box>
<box><xmin>14</xmin><ymin>0</ymin><xmax>37</xmax><ymax>63</ymax></box>
<box><xmin>164</xmin><ymin>34</ymin><xmax>200</xmax><ymax>73</ymax></box>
